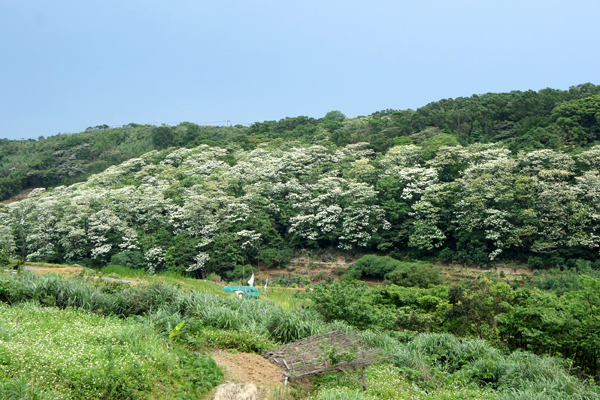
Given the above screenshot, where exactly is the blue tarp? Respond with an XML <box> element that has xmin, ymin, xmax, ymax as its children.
<box><xmin>222</xmin><ymin>285</ymin><xmax>260</xmax><ymax>298</ymax></box>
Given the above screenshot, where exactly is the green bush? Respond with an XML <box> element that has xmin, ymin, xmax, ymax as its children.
<box><xmin>389</xmin><ymin>333</ymin><xmax>597</xmax><ymax>398</ymax></box>
<box><xmin>0</xmin><ymin>248</ymin><xmax>10</xmax><ymax>267</ymax></box>
<box><xmin>176</xmin><ymin>352</ymin><xmax>223</xmax><ymax>398</ymax></box>
<box><xmin>527</xmin><ymin>256</ymin><xmax>545</xmax><ymax>269</ymax></box>
<box><xmin>343</xmin><ymin>255</ymin><xmax>401</xmax><ymax>280</ymax></box>
<box><xmin>165</xmin><ymin>235</ymin><xmax>199</xmax><ymax>274</ymax></box>
<box><xmin>307</xmin><ymin>280</ymin><xmax>397</xmax><ymax>330</ymax></box>
<box><xmin>109</xmin><ymin>251</ymin><xmax>145</xmax><ymax>269</ymax></box>
<box><xmin>384</xmin><ymin>262</ymin><xmax>444</xmax><ymax>288</ymax></box>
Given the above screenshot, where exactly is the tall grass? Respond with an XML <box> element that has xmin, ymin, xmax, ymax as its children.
<box><xmin>390</xmin><ymin>333</ymin><xmax>599</xmax><ymax>398</ymax></box>
<box><xmin>0</xmin><ymin>271</ymin><xmax>326</xmax><ymax>345</ymax></box>
<box><xmin>2</xmin><ymin>271</ymin><xmax>597</xmax><ymax>400</ymax></box>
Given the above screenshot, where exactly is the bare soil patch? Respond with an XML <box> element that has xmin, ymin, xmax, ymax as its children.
<box><xmin>256</xmin><ymin>256</ymin><xmax>351</xmax><ymax>283</ymax></box>
<box><xmin>29</xmin><ymin>266</ymin><xmax>85</xmax><ymax>276</ymax></box>
<box><xmin>1</xmin><ymin>188</ymin><xmax>34</xmax><ymax>204</ymax></box>
<box><xmin>212</xmin><ymin>383</ymin><xmax>259</xmax><ymax>400</ymax></box>
<box><xmin>444</xmin><ymin>263</ymin><xmax>532</xmax><ymax>282</ymax></box>
<box><xmin>212</xmin><ymin>351</ymin><xmax>284</xmax><ymax>387</ymax></box>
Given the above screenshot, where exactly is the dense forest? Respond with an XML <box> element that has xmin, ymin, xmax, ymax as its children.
<box><xmin>1</xmin><ymin>83</ymin><xmax>599</xmax><ymax>201</ymax></box>
<box><xmin>3</xmin><ymin>114</ymin><xmax>600</xmax><ymax>269</ymax></box>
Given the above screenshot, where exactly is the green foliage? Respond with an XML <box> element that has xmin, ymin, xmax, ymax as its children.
<box><xmin>1</xmin><ymin>270</ymin><xmax>598</xmax><ymax>399</ymax></box>
<box><xmin>318</xmin><ymin>342</ymin><xmax>357</xmax><ymax>365</ymax></box>
<box><xmin>266</xmin><ymin>309</ymin><xmax>327</xmax><ymax>343</ymax></box>
<box><xmin>9</xmin><ymin>107</ymin><xmax>600</xmax><ymax>271</ymax></box>
<box><xmin>110</xmin><ymin>251</ymin><xmax>145</xmax><ymax>269</ymax></box>
<box><xmin>525</xmin><ymin>267</ymin><xmax>600</xmax><ymax>295</ymax></box>
<box><xmin>0</xmin><ymin>248</ymin><xmax>9</xmax><ymax>267</ymax></box>
<box><xmin>0</xmin><ymin>303</ymin><xmax>181</xmax><ymax>399</ymax></box>
<box><xmin>389</xmin><ymin>333</ymin><xmax>597</xmax><ymax>398</ymax></box>
<box><xmin>384</xmin><ymin>262</ymin><xmax>444</xmax><ymax>288</ymax></box>
<box><xmin>444</xmin><ymin>278</ymin><xmax>511</xmax><ymax>341</ymax></box>
<box><xmin>307</xmin><ymin>280</ymin><xmax>397</xmax><ymax>330</ymax></box>
<box><xmin>552</xmin><ymin>94</ymin><xmax>600</xmax><ymax>145</ymax></box>
<box><xmin>310</xmin><ymin>363</ymin><xmax>496</xmax><ymax>400</ymax></box>
<box><xmin>0</xmin><ymin>376</ymin><xmax>44</xmax><ymax>400</ymax></box>
<box><xmin>0</xmin><ymin>122</ymin><xmax>250</xmax><ymax>201</ymax></box>
<box><xmin>169</xmin><ymin>320</ymin><xmax>186</xmax><ymax>339</ymax></box>
<box><xmin>323</xmin><ymin>110</ymin><xmax>347</xmax><ymax>122</ymax></box>
<box><xmin>165</xmin><ymin>235</ymin><xmax>199</xmax><ymax>274</ymax></box>
<box><xmin>176</xmin><ymin>352</ymin><xmax>223</xmax><ymax>399</ymax></box>
<box><xmin>189</xmin><ymin>327</ymin><xmax>276</xmax><ymax>353</ymax></box>
<box><xmin>343</xmin><ymin>255</ymin><xmax>402</xmax><ymax>280</ymax></box>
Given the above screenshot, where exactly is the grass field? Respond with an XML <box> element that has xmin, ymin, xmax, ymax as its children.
<box><xmin>0</xmin><ymin>303</ymin><xmax>183</xmax><ymax>399</ymax></box>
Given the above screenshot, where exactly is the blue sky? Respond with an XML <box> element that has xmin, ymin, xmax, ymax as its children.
<box><xmin>1</xmin><ymin>0</ymin><xmax>599</xmax><ymax>140</ymax></box>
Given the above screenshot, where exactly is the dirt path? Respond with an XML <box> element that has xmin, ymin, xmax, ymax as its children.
<box><xmin>212</xmin><ymin>351</ymin><xmax>284</xmax><ymax>387</ymax></box>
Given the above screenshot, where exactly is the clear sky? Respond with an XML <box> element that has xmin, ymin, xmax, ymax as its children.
<box><xmin>1</xmin><ymin>0</ymin><xmax>599</xmax><ymax>140</ymax></box>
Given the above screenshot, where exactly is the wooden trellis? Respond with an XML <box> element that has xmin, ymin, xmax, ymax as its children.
<box><xmin>263</xmin><ymin>330</ymin><xmax>387</xmax><ymax>391</ymax></box>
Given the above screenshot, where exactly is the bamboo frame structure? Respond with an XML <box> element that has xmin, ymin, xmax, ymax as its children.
<box><xmin>263</xmin><ymin>330</ymin><xmax>387</xmax><ymax>391</ymax></box>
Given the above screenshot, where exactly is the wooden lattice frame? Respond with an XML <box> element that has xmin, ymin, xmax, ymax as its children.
<box><xmin>263</xmin><ymin>330</ymin><xmax>387</xmax><ymax>390</ymax></box>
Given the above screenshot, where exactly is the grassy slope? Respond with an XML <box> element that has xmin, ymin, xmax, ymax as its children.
<box><xmin>0</xmin><ymin>303</ymin><xmax>182</xmax><ymax>399</ymax></box>
<box><xmin>101</xmin><ymin>265</ymin><xmax>309</xmax><ymax>310</ymax></box>
<box><xmin>2</xmin><ymin>266</ymin><xmax>598</xmax><ymax>400</ymax></box>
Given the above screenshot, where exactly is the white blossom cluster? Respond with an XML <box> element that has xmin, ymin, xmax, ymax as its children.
<box><xmin>5</xmin><ymin>140</ymin><xmax>600</xmax><ymax>267</ymax></box>
<box><xmin>1</xmin><ymin>143</ymin><xmax>390</xmax><ymax>268</ymax></box>
<box><xmin>406</xmin><ymin>144</ymin><xmax>600</xmax><ymax>259</ymax></box>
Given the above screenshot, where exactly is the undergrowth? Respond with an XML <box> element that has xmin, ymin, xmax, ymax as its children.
<box><xmin>0</xmin><ymin>303</ymin><xmax>222</xmax><ymax>399</ymax></box>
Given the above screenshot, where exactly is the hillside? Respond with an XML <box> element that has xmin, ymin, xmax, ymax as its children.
<box><xmin>4</xmin><ymin>137</ymin><xmax>600</xmax><ymax>272</ymax></box>
<box><xmin>1</xmin><ymin>267</ymin><xmax>599</xmax><ymax>399</ymax></box>
<box><xmin>1</xmin><ymin>83</ymin><xmax>599</xmax><ymax>202</ymax></box>
<box><xmin>2</xmin><ymin>83</ymin><xmax>600</xmax><ymax>398</ymax></box>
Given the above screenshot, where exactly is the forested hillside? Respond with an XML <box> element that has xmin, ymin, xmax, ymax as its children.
<box><xmin>2</xmin><ymin>83</ymin><xmax>600</xmax><ymax>399</ymax></box>
<box><xmin>1</xmin><ymin>83</ymin><xmax>599</xmax><ymax>201</ymax></box>
<box><xmin>0</xmin><ymin>123</ymin><xmax>248</xmax><ymax>200</ymax></box>
<box><xmin>3</xmin><ymin>139</ymin><xmax>600</xmax><ymax>271</ymax></box>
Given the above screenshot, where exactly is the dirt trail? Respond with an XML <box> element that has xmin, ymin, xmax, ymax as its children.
<box><xmin>212</xmin><ymin>351</ymin><xmax>284</xmax><ymax>387</ymax></box>
<box><xmin>213</xmin><ymin>383</ymin><xmax>259</xmax><ymax>400</ymax></box>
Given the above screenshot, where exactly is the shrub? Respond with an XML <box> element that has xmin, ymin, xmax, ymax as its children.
<box><xmin>384</xmin><ymin>263</ymin><xmax>444</xmax><ymax>288</ymax></box>
<box><xmin>438</xmin><ymin>247</ymin><xmax>455</xmax><ymax>263</ymax></box>
<box><xmin>109</xmin><ymin>251</ymin><xmax>145</xmax><ymax>269</ymax></box>
<box><xmin>343</xmin><ymin>255</ymin><xmax>401</xmax><ymax>280</ymax></box>
<box><xmin>224</xmin><ymin>264</ymin><xmax>253</xmax><ymax>282</ymax></box>
<box><xmin>0</xmin><ymin>248</ymin><xmax>10</xmax><ymax>267</ymax></box>
<box><xmin>176</xmin><ymin>351</ymin><xmax>223</xmax><ymax>398</ymax></box>
<box><xmin>307</xmin><ymin>280</ymin><xmax>396</xmax><ymax>330</ymax></box>
<box><xmin>527</xmin><ymin>256</ymin><xmax>545</xmax><ymax>269</ymax></box>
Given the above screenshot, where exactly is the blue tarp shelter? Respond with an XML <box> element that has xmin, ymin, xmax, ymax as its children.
<box><xmin>222</xmin><ymin>285</ymin><xmax>260</xmax><ymax>298</ymax></box>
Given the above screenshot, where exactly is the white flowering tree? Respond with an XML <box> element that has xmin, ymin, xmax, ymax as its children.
<box><xmin>186</xmin><ymin>251</ymin><xmax>210</xmax><ymax>275</ymax></box>
<box><xmin>6</xmin><ymin>139</ymin><xmax>600</xmax><ymax>271</ymax></box>
<box><xmin>288</xmin><ymin>177</ymin><xmax>389</xmax><ymax>249</ymax></box>
<box><xmin>145</xmin><ymin>247</ymin><xmax>165</xmax><ymax>275</ymax></box>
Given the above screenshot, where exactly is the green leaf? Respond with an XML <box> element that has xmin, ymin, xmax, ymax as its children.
<box><xmin>169</xmin><ymin>320</ymin><xmax>186</xmax><ymax>339</ymax></box>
